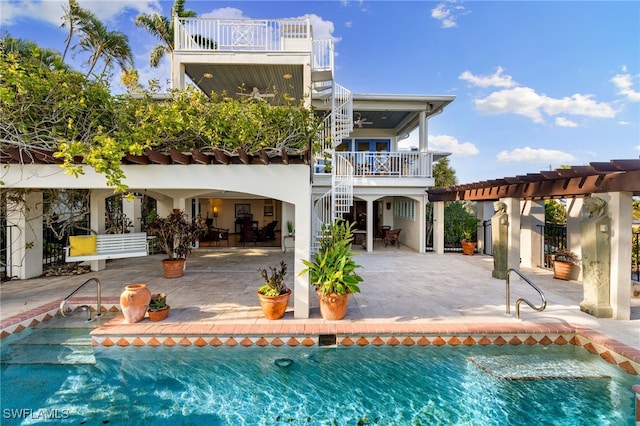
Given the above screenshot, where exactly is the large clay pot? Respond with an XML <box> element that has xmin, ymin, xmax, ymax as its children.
<box><xmin>120</xmin><ymin>284</ymin><xmax>151</xmax><ymax>323</ymax></box>
<box><xmin>162</xmin><ymin>259</ymin><xmax>185</xmax><ymax>278</ymax></box>
<box><xmin>317</xmin><ymin>291</ymin><xmax>349</xmax><ymax>320</ymax></box>
<box><xmin>553</xmin><ymin>261</ymin><xmax>573</xmax><ymax>280</ymax></box>
<box><xmin>257</xmin><ymin>290</ymin><xmax>291</xmax><ymax>320</ymax></box>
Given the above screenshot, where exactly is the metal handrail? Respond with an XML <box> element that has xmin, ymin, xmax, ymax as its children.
<box><xmin>506</xmin><ymin>268</ymin><xmax>547</xmax><ymax>319</ymax></box>
<box><xmin>60</xmin><ymin>278</ymin><xmax>102</xmax><ymax>322</ymax></box>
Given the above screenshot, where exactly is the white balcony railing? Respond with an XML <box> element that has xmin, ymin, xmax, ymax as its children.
<box><xmin>323</xmin><ymin>152</ymin><xmax>435</xmax><ymax>178</ymax></box>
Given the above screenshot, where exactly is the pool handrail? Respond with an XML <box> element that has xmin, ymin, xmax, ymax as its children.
<box><xmin>60</xmin><ymin>277</ymin><xmax>102</xmax><ymax>322</ymax></box>
<box><xmin>505</xmin><ymin>268</ymin><xmax>547</xmax><ymax>319</ymax></box>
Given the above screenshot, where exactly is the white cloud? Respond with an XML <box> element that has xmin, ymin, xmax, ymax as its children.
<box><xmin>611</xmin><ymin>72</ymin><xmax>640</xmax><ymax>102</ymax></box>
<box><xmin>0</xmin><ymin>0</ymin><xmax>160</xmax><ymax>27</ymax></box>
<box><xmin>496</xmin><ymin>147</ymin><xmax>576</xmax><ymax>164</ymax></box>
<box><xmin>431</xmin><ymin>1</ymin><xmax>467</xmax><ymax>29</ymax></box>
<box><xmin>474</xmin><ymin>86</ymin><xmax>616</xmax><ymax>124</ymax></box>
<box><xmin>459</xmin><ymin>66</ymin><xmax>516</xmax><ymax>88</ymax></box>
<box><xmin>429</xmin><ymin>134</ymin><xmax>479</xmax><ymax>156</ymax></box>
<box><xmin>555</xmin><ymin>117</ymin><xmax>578</xmax><ymax>127</ymax></box>
<box><xmin>475</xmin><ymin>87</ymin><xmax>546</xmax><ymax>122</ymax></box>
<box><xmin>201</xmin><ymin>7</ymin><xmax>248</xmax><ymax>19</ymax></box>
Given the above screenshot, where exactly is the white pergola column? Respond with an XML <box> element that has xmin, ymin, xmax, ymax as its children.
<box><xmin>123</xmin><ymin>197</ymin><xmax>142</xmax><ymax>232</ymax></box>
<box><xmin>567</xmin><ymin>198</ymin><xmax>585</xmax><ymax>280</ymax></box>
<box><xmin>476</xmin><ymin>201</ymin><xmax>495</xmax><ymax>254</ymax></box>
<box><xmin>503</xmin><ymin>197</ymin><xmax>521</xmax><ymax>271</ymax></box>
<box><xmin>89</xmin><ymin>190</ymin><xmax>110</xmax><ymax>271</ymax></box>
<box><xmin>7</xmin><ymin>191</ymin><xmax>43</xmax><ymax>279</ymax></box>
<box><xmin>365</xmin><ymin>199</ymin><xmax>374</xmax><ymax>253</ymax></box>
<box><xmin>521</xmin><ymin>200</ymin><xmax>545</xmax><ymax>268</ymax></box>
<box><xmin>433</xmin><ymin>201</ymin><xmax>445</xmax><ymax>254</ymax></box>
<box><xmin>605</xmin><ymin>192</ymin><xmax>632</xmax><ymax>320</ymax></box>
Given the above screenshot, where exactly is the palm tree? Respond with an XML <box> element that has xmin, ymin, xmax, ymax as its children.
<box><xmin>75</xmin><ymin>15</ymin><xmax>133</xmax><ymax>77</ymax></box>
<box><xmin>60</xmin><ymin>0</ymin><xmax>92</xmax><ymax>63</ymax></box>
<box><xmin>0</xmin><ymin>35</ymin><xmax>67</xmax><ymax>71</ymax></box>
<box><xmin>134</xmin><ymin>0</ymin><xmax>197</xmax><ymax>68</ymax></box>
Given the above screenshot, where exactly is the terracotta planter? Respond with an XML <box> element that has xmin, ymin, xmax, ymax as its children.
<box><xmin>257</xmin><ymin>290</ymin><xmax>291</xmax><ymax>320</ymax></box>
<box><xmin>148</xmin><ymin>306</ymin><xmax>170</xmax><ymax>322</ymax></box>
<box><xmin>461</xmin><ymin>241</ymin><xmax>476</xmax><ymax>256</ymax></box>
<box><xmin>162</xmin><ymin>259</ymin><xmax>185</xmax><ymax>278</ymax></box>
<box><xmin>317</xmin><ymin>291</ymin><xmax>350</xmax><ymax>320</ymax></box>
<box><xmin>553</xmin><ymin>261</ymin><xmax>573</xmax><ymax>280</ymax></box>
<box><xmin>120</xmin><ymin>284</ymin><xmax>152</xmax><ymax>323</ymax></box>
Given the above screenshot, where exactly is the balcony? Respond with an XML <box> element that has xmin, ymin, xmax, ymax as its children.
<box><xmin>318</xmin><ymin>152</ymin><xmax>435</xmax><ymax>178</ymax></box>
<box><xmin>174</xmin><ymin>17</ymin><xmax>333</xmax><ymax>73</ymax></box>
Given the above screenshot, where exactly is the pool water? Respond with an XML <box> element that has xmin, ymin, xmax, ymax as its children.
<box><xmin>1</xmin><ymin>342</ymin><xmax>636</xmax><ymax>425</ymax></box>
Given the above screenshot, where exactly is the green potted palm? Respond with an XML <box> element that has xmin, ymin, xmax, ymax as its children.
<box><xmin>460</xmin><ymin>216</ymin><xmax>480</xmax><ymax>256</ymax></box>
<box><xmin>145</xmin><ymin>210</ymin><xmax>206</xmax><ymax>278</ymax></box>
<box><xmin>300</xmin><ymin>219</ymin><xmax>363</xmax><ymax>320</ymax></box>
<box><xmin>257</xmin><ymin>260</ymin><xmax>290</xmax><ymax>320</ymax></box>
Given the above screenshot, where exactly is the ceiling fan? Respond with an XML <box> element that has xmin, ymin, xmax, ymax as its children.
<box><xmin>237</xmin><ymin>87</ymin><xmax>275</xmax><ymax>101</ymax></box>
<box><xmin>354</xmin><ymin>113</ymin><xmax>373</xmax><ymax>128</ymax></box>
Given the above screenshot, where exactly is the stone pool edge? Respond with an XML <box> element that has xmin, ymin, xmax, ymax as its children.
<box><xmin>1</xmin><ymin>298</ymin><xmax>639</xmax><ymax>377</ymax></box>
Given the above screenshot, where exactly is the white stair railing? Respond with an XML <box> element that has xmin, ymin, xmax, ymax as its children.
<box><xmin>312</xmin><ymin>83</ymin><xmax>354</xmax><ymax>251</ymax></box>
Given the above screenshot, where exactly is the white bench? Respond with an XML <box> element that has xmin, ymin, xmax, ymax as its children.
<box><xmin>65</xmin><ymin>232</ymin><xmax>149</xmax><ymax>263</ymax></box>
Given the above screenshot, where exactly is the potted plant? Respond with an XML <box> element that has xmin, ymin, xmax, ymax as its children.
<box><xmin>286</xmin><ymin>220</ymin><xmax>294</xmax><ymax>236</ymax></box>
<box><xmin>552</xmin><ymin>249</ymin><xmax>579</xmax><ymax>280</ymax></box>
<box><xmin>147</xmin><ymin>293</ymin><xmax>170</xmax><ymax>321</ymax></box>
<box><xmin>145</xmin><ymin>210</ymin><xmax>206</xmax><ymax>278</ymax></box>
<box><xmin>257</xmin><ymin>260</ymin><xmax>291</xmax><ymax>320</ymax></box>
<box><xmin>460</xmin><ymin>216</ymin><xmax>480</xmax><ymax>256</ymax></box>
<box><xmin>300</xmin><ymin>219</ymin><xmax>363</xmax><ymax>320</ymax></box>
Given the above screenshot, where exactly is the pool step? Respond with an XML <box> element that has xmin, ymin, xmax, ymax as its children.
<box><xmin>1</xmin><ymin>328</ymin><xmax>96</xmax><ymax>365</ymax></box>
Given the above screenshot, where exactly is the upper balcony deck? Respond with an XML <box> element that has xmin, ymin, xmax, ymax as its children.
<box><xmin>174</xmin><ymin>17</ymin><xmax>333</xmax><ymax>73</ymax></box>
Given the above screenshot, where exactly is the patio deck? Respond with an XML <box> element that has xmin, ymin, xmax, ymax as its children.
<box><xmin>1</xmin><ymin>244</ymin><xmax>639</xmax><ymax>372</ymax></box>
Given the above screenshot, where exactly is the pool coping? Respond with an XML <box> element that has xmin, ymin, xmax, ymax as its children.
<box><xmin>1</xmin><ymin>297</ymin><xmax>639</xmax><ymax>377</ymax></box>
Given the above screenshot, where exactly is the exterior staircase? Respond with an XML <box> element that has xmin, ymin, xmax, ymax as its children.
<box><xmin>311</xmin><ymin>82</ymin><xmax>354</xmax><ymax>250</ymax></box>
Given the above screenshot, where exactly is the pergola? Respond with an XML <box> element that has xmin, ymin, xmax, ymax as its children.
<box><xmin>427</xmin><ymin>159</ymin><xmax>639</xmax><ymax>321</ymax></box>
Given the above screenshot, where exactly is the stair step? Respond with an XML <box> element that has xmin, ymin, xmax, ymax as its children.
<box><xmin>0</xmin><ymin>328</ymin><xmax>95</xmax><ymax>365</ymax></box>
<box><xmin>1</xmin><ymin>343</ymin><xmax>95</xmax><ymax>365</ymax></box>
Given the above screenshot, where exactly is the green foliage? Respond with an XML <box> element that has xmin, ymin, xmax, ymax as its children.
<box><xmin>444</xmin><ymin>201</ymin><xmax>479</xmax><ymax>243</ymax></box>
<box><xmin>148</xmin><ymin>293</ymin><xmax>167</xmax><ymax>311</ymax></box>
<box><xmin>144</xmin><ymin>210</ymin><xmax>206</xmax><ymax>260</ymax></box>
<box><xmin>432</xmin><ymin>156</ymin><xmax>457</xmax><ymax>188</ymax></box>
<box><xmin>2</xmin><ymin>37</ymin><xmax>323</xmax><ymax>193</ymax></box>
<box><xmin>258</xmin><ymin>260</ymin><xmax>289</xmax><ymax>296</ymax></box>
<box><xmin>545</xmin><ymin>199</ymin><xmax>566</xmax><ymax>224</ymax></box>
<box><xmin>553</xmin><ymin>249</ymin><xmax>579</xmax><ymax>265</ymax></box>
<box><xmin>300</xmin><ymin>219</ymin><xmax>363</xmax><ymax>296</ymax></box>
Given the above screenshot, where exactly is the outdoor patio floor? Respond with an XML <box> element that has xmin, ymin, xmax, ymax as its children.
<box><xmin>1</xmin><ymin>243</ymin><xmax>638</xmax><ymax>353</ymax></box>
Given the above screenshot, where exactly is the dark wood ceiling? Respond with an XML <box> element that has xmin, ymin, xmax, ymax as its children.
<box><xmin>428</xmin><ymin>160</ymin><xmax>640</xmax><ymax>201</ymax></box>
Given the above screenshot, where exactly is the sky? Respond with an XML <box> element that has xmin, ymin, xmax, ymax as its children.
<box><xmin>1</xmin><ymin>0</ymin><xmax>639</xmax><ymax>184</ymax></box>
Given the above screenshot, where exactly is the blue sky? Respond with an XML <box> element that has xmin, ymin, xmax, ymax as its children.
<box><xmin>2</xmin><ymin>0</ymin><xmax>639</xmax><ymax>184</ymax></box>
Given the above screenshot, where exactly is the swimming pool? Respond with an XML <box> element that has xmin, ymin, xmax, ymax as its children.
<box><xmin>1</xmin><ymin>342</ymin><xmax>636</xmax><ymax>425</ymax></box>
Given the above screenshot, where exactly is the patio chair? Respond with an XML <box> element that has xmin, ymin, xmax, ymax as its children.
<box><xmin>375</xmin><ymin>225</ymin><xmax>391</xmax><ymax>241</ymax></box>
<box><xmin>257</xmin><ymin>220</ymin><xmax>278</xmax><ymax>241</ymax></box>
<box><xmin>384</xmin><ymin>229</ymin><xmax>401</xmax><ymax>248</ymax></box>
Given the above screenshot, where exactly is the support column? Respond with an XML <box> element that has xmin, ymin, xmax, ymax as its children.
<box><xmin>418</xmin><ymin>110</ymin><xmax>428</xmax><ymax>152</ymax></box>
<box><xmin>294</xmin><ymin>192</ymin><xmax>312</xmax><ymax>319</ymax></box>
<box><xmin>504</xmin><ymin>197</ymin><xmax>521</xmax><ymax>272</ymax></box>
<box><xmin>608</xmin><ymin>192</ymin><xmax>632</xmax><ymax>320</ymax></box>
<box><xmin>122</xmin><ymin>197</ymin><xmax>141</xmax><ymax>232</ymax></box>
<box><xmin>365</xmin><ymin>199</ymin><xmax>373</xmax><ymax>253</ymax></box>
<box><xmin>477</xmin><ymin>201</ymin><xmax>494</xmax><ymax>254</ymax></box>
<box><xmin>433</xmin><ymin>201</ymin><xmax>445</xmax><ymax>254</ymax></box>
<box><xmin>89</xmin><ymin>190</ymin><xmax>109</xmax><ymax>272</ymax></box>
<box><xmin>7</xmin><ymin>191</ymin><xmax>43</xmax><ymax>279</ymax></box>
<box><xmin>521</xmin><ymin>200</ymin><xmax>544</xmax><ymax>268</ymax></box>
<box><xmin>567</xmin><ymin>198</ymin><xmax>584</xmax><ymax>280</ymax></box>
